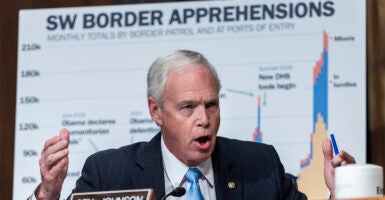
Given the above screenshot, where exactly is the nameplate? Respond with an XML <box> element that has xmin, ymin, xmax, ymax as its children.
<box><xmin>70</xmin><ymin>188</ymin><xmax>155</xmax><ymax>200</ymax></box>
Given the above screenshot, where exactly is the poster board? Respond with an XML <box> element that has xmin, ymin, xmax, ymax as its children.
<box><xmin>15</xmin><ymin>1</ymin><xmax>366</xmax><ymax>199</ymax></box>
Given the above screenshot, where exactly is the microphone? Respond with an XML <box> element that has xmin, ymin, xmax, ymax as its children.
<box><xmin>160</xmin><ymin>187</ymin><xmax>186</xmax><ymax>200</ymax></box>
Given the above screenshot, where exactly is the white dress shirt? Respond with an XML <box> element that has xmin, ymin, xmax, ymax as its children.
<box><xmin>161</xmin><ymin>135</ymin><xmax>216</xmax><ymax>200</ymax></box>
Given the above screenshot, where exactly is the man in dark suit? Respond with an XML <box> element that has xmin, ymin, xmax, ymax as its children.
<box><xmin>32</xmin><ymin>50</ymin><xmax>355</xmax><ymax>200</ymax></box>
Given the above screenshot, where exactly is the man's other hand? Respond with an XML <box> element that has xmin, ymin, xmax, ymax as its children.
<box><xmin>323</xmin><ymin>138</ymin><xmax>356</xmax><ymax>199</ymax></box>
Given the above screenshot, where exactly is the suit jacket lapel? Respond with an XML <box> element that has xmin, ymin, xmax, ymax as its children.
<box><xmin>131</xmin><ymin>133</ymin><xmax>165</xmax><ymax>199</ymax></box>
<box><xmin>212</xmin><ymin>137</ymin><xmax>242</xmax><ymax>200</ymax></box>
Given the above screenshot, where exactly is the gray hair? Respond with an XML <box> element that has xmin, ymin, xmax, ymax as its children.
<box><xmin>147</xmin><ymin>50</ymin><xmax>221</xmax><ymax>105</ymax></box>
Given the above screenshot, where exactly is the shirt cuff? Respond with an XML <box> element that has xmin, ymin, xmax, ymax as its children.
<box><xmin>28</xmin><ymin>184</ymin><xmax>40</xmax><ymax>200</ymax></box>
<box><xmin>27</xmin><ymin>191</ymin><xmax>37</xmax><ymax>200</ymax></box>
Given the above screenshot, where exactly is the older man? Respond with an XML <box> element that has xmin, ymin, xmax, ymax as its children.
<box><xmin>31</xmin><ymin>50</ymin><xmax>355</xmax><ymax>200</ymax></box>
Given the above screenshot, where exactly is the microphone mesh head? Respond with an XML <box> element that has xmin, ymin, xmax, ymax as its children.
<box><xmin>172</xmin><ymin>187</ymin><xmax>186</xmax><ymax>197</ymax></box>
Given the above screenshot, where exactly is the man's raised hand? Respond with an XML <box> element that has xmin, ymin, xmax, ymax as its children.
<box><xmin>36</xmin><ymin>128</ymin><xmax>70</xmax><ymax>200</ymax></box>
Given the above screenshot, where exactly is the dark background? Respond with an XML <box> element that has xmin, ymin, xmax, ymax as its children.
<box><xmin>1</xmin><ymin>0</ymin><xmax>384</xmax><ymax>199</ymax></box>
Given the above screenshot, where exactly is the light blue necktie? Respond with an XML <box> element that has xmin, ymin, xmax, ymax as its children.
<box><xmin>185</xmin><ymin>168</ymin><xmax>204</xmax><ymax>200</ymax></box>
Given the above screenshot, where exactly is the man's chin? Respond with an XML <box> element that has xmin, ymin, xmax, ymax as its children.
<box><xmin>186</xmin><ymin>152</ymin><xmax>213</xmax><ymax>166</ymax></box>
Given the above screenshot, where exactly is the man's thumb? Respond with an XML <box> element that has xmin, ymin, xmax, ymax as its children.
<box><xmin>323</xmin><ymin>138</ymin><xmax>333</xmax><ymax>162</ymax></box>
<box><xmin>60</xmin><ymin>128</ymin><xmax>70</xmax><ymax>143</ymax></box>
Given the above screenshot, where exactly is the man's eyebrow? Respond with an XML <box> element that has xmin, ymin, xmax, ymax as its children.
<box><xmin>206</xmin><ymin>97</ymin><xmax>219</xmax><ymax>103</ymax></box>
<box><xmin>177</xmin><ymin>96</ymin><xmax>219</xmax><ymax>105</ymax></box>
<box><xmin>177</xmin><ymin>99</ymin><xmax>198</xmax><ymax>106</ymax></box>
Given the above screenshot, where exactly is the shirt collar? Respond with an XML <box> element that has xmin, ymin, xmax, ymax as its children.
<box><xmin>161</xmin><ymin>135</ymin><xmax>215</xmax><ymax>188</ymax></box>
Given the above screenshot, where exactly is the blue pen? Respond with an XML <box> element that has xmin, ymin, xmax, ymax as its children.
<box><xmin>330</xmin><ymin>133</ymin><xmax>339</xmax><ymax>155</ymax></box>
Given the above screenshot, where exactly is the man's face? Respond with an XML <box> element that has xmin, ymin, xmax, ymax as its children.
<box><xmin>149</xmin><ymin>64</ymin><xmax>220</xmax><ymax>166</ymax></box>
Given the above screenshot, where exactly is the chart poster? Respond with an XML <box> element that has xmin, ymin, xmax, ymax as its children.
<box><xmin>15</xmin><ymin>0</ymin><xmax>366</xmax><ymax>199</ymax></box>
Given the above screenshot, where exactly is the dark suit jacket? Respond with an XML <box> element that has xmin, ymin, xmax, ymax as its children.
<box><xmin>71</xmin><ymin>133</ymin><xmax>307</xmax><ymax>199</ymax></box>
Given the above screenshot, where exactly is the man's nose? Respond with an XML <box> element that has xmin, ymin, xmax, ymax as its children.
<box><xmin>196</xmin><ymin>106</ymin><xmax>210</xmax><ymax>128</ymax></box>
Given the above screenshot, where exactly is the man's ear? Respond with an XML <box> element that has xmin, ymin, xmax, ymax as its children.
<box><xmin>148</xmin><ymin>97</ymin><xmax>163</xmax><ymax>126</ymax></box>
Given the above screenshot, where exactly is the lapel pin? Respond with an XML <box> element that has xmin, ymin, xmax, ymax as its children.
<box><xmin>228</xmin><ymin>181</ymin><xmax>235</xmax><ymax>189</ymax></box>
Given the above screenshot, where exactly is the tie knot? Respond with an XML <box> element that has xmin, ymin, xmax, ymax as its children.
<box><xmin>186</xmin><ymin>168</ymin><xmax>200</xmax><ymax>183</ymax></box>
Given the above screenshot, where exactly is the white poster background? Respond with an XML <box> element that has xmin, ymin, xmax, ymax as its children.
<box><xmin>15</xmin><ymin>1</ymin><xmax>366</xmax><ymax>199</ymax></box>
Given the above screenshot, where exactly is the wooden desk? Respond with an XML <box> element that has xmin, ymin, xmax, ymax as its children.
<box><xmin>344</xmin><ymin>196</ymin><xmax>385</xmax><ymax>200</ymax></box>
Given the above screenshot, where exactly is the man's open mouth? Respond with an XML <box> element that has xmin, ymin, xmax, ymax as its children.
<box><xmin>196</xmin><ymin>136</ymin><xmax>210</xmax><ymax>144</ymax></box>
